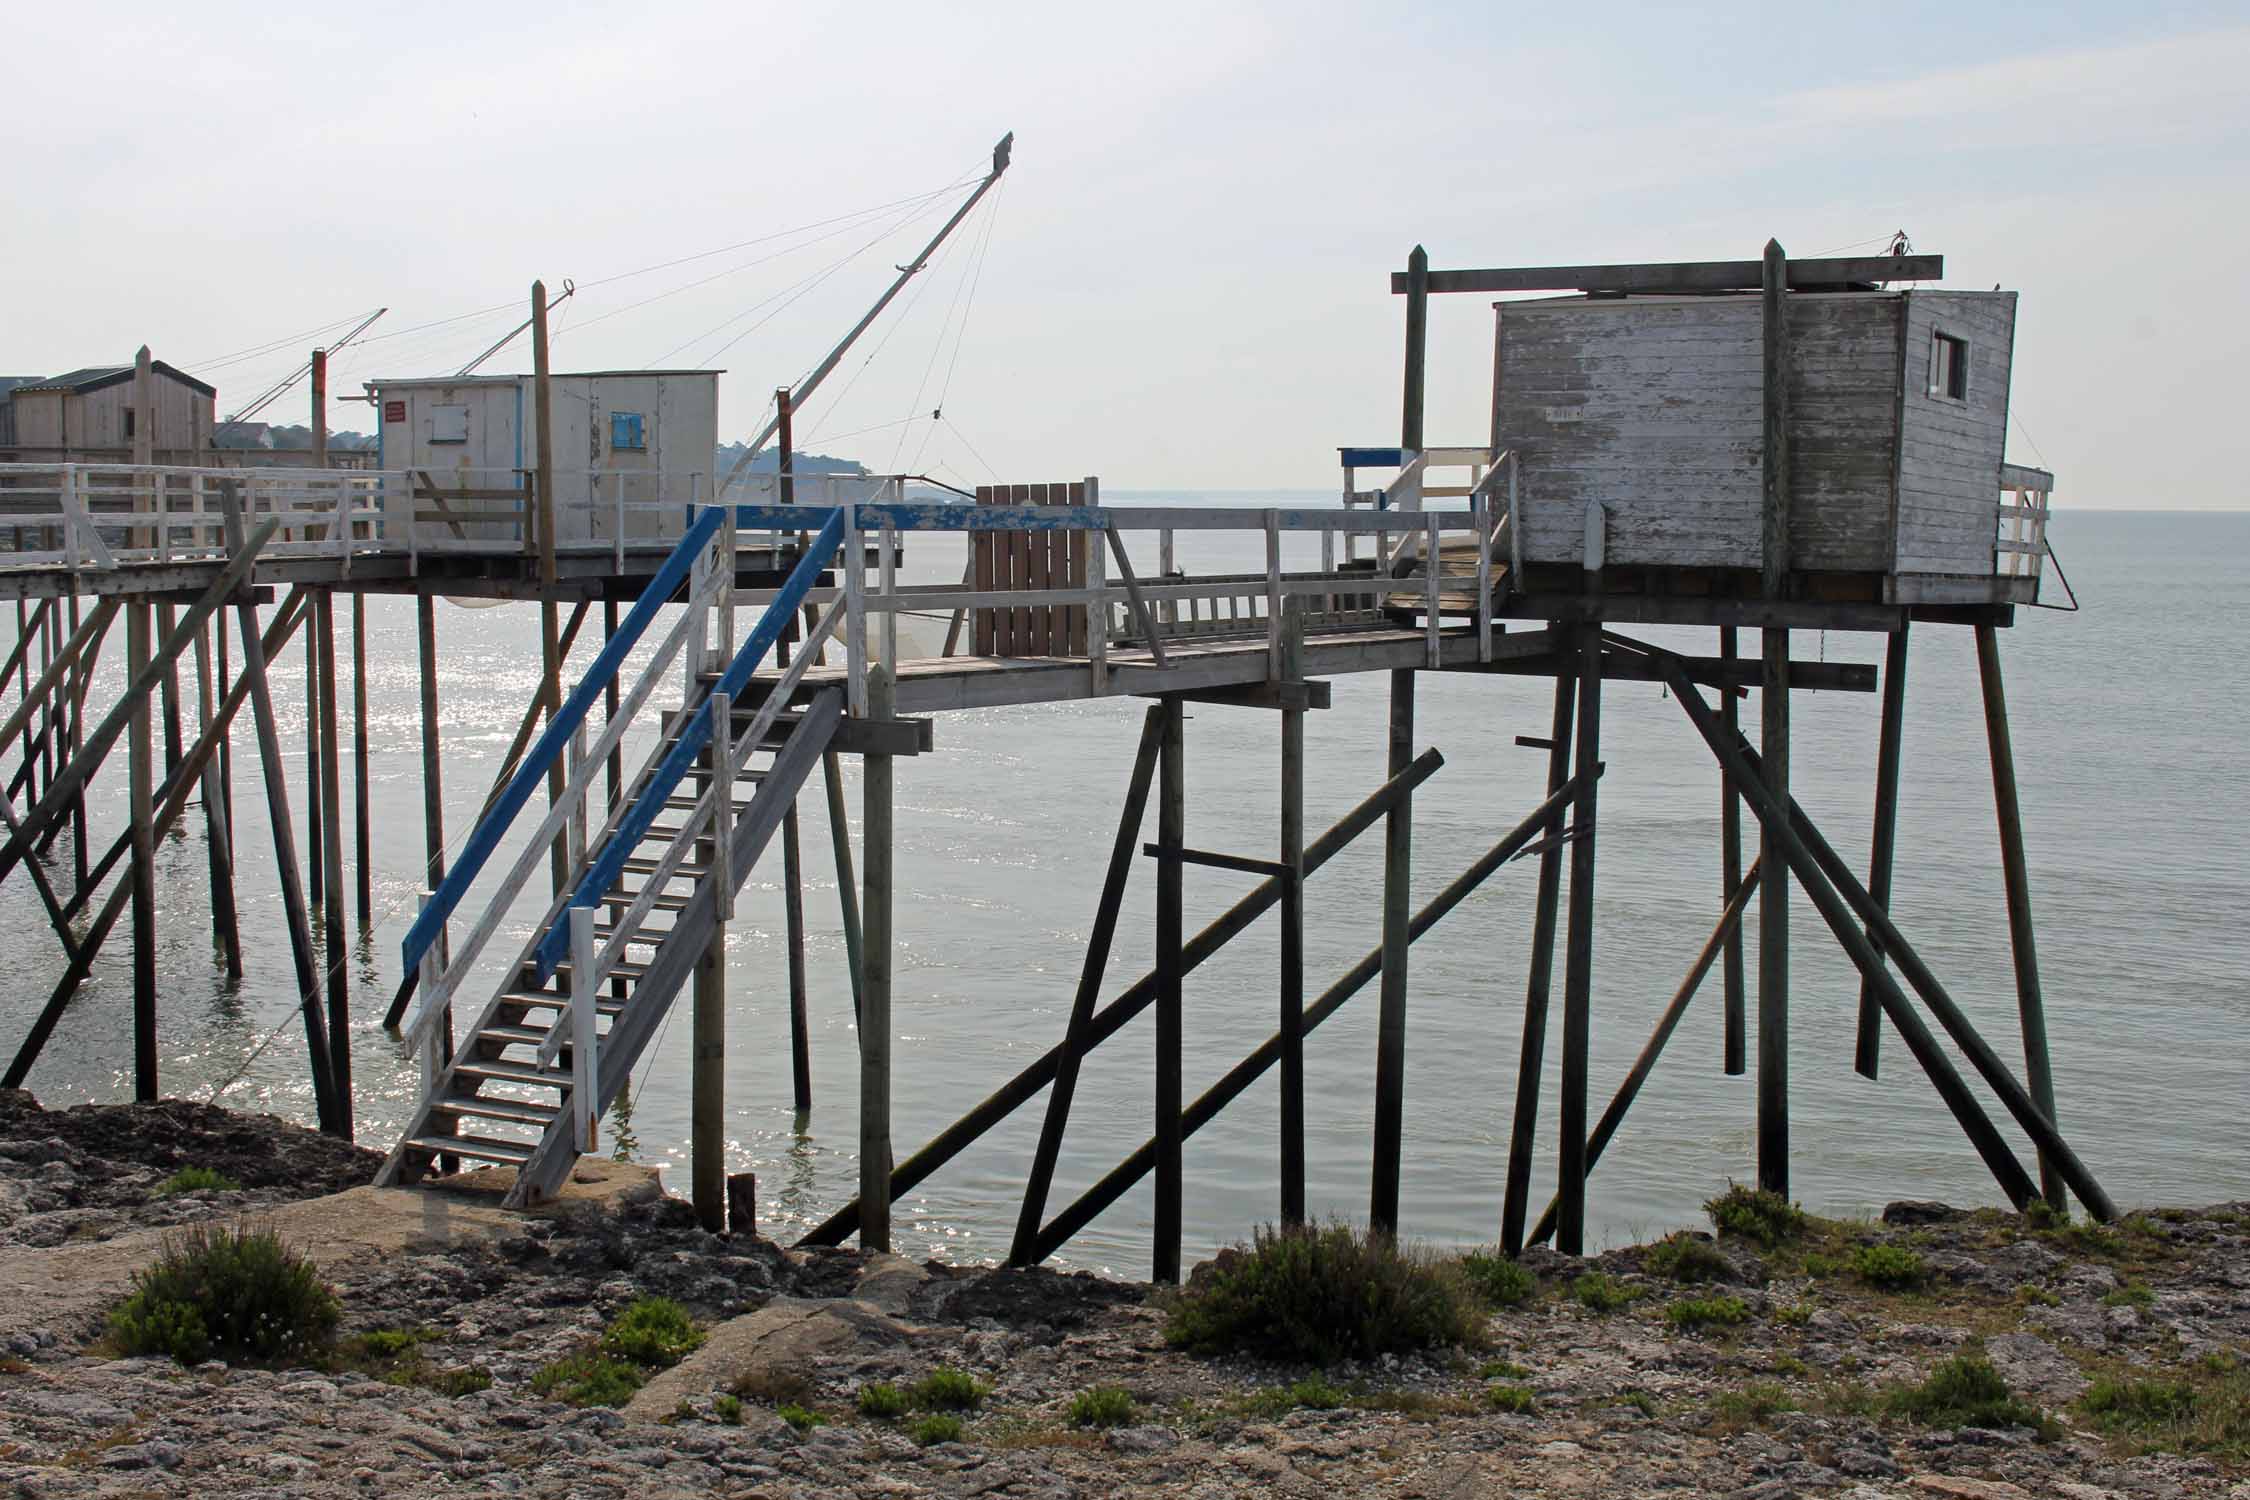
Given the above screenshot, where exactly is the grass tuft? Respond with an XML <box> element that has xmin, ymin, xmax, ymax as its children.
<box><xmin>1645</xmin><ymin>1234</ymin><xmax>1733</xmax><ymax>1284</ymax></box>
<box><xmin>1568</xmin><ymin>1272</ymin><xmax>1641</xmax><ymax>1314</ymax></box>
<box><xmin>1853</xmin><ymin>1244</ymin><xmax>1927</xmax><ymax>1290</ymax></box>
<box><xmin>1486</xmin><ymin>1383</ymin><xmax>1536</xmax><ymax>1414</ymax></box>
<box><xmin>909</xmin><ymin>1412</ymin><xmax>965</xmax><ymax>1446</ymax></box>
<box><xmin>1164</xmin><ymin>1221</ymin><xmax>1488</xmax><ymax>1363</ymax></box>
<box><xmin>1458</xmin><ymin>1251</ymin><xmax>1537</xmax><ymax>1307</ymax></box>
<box><xmin>106</xmin><ymin>1223</ymin><xmax>337</xmax><ymax>1366</ymax></box>
<box><xmin>1666</xmin><ymin>1295</ymin><xmax>1751</xmax><ymax>1332</ymax></box>
<box><xmin>598</xmin><ymin>1297</ymin><xmax>703</xmax><ymax>1367</ymax></box>
<box><xmin>713</xmin><ymin>1393</ymin><xmax>744</xmax><ymax>1425</ymax></box>
<box><xmin>1712</xmin><ymin>1380</ymin><xmax>1798</xmax><ymax>1430</ymax></box>
<box><xmin>1705</xmin><ymin>1183</ymin><xmax>1809</xmax><ymax>1248</ymax></box>
<box><xmin>1883</xmin><ymin>1354</ymin><xmax>2055</xmax><ymax>1438</ymax></box>
<box><xmin>1067</xmin><ymin>1385</ymin><xmax>1137</xmax><ymax>1429</ymax></box>
<box><xmin>777</xmin><ymin>1402</ymin><xmax>825</xmax><ymax>1432</ymax></box>
<box><xmin>152</xmin><ymin>1166</ymin><xmax>242</xmax><ymax>1198</ymax></box>
<box><xmin>530</xmin><ymin>1352</ymin><xmax>646</xmax><ymax>1407</ymax></box>
<box><xmin>911</xmin><ymin>1366</ymin><xmax>986</xmax><ymax>1411</ymax></box>
<box><xmin>856</xmin><ymin>1380</ymin><xmax>909</xmax><ymax>1419</ymax></box>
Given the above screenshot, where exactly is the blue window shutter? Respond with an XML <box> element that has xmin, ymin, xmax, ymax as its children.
<box><xmin>610</xmin><ymin>412</ymin><xmax>645</xmax><ymax>450</ymax></box>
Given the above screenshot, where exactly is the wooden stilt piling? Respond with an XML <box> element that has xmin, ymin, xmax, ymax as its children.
<box><xmin>1556</xmin><ymin>623</ymin><xmax>1602</xmax><ymax>1253</ymax></box>
<box><xmin>1501</xmin><ymin>669</ymin><xmax>1574</xmax><ymax>1254</ymax></box>
<box><xmin>1154</xmin><ymin>695</ymin><xmax>1186</xmax><ymax>1280</ymax></box>
<box><xmin>315</xmin><ymin>590</ymin><xmax>352</xmax><ymax>1135</ymax></box>
<box><xmin>1976</xmin><ymin>622</ymin><xmax>2066</xmax><ymax>1208</ymax></box>
<box><xmin>1370</xmin><ymin>669</ymin><xmax>1415</xmax><ymax>1236</ymax></box>
<box><xmin>1278</xmin><ymin>603</ymin><xmax>1307</xmax><ymax>1226</ymax></box>
<box><xmin>127</xmin><ymin>601</ymin><xmax>158</xmax><ymax>1100</ymax></box>
<box><xmin>1856</xmin><ymin>622</ymin><xmax>1911</xmax><ymax>1078</ymax></box>
<box><xmin>859</xmin><ymin>664</ymin><xmax>897</xmax><ymax>1252</ymax></box>
<box><xmin>192</xmin><ymin>615</ymin><xmax>242</xmax><ymax>978</ymax></box>
<box><xmin>351</xmin><ymin>594</ymin><xmax>371</xmax><ymax>930</ymax></box>
<box><xmin>1757</xmin><ymin>237</ymin><xmax>1794</xmax><ymax>1199</ymax></box>
<box><xmin>1720</xmin><ymin>624</ymin><xmax>1746</xmax><ymax>1075</ymax></box>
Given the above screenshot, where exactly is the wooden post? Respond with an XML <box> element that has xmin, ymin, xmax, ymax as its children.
<box><xmin>408</xmin><ymin>591</ymin><xmax>453</xmax><ymax>1060</ymax></box>
<box><xmin>533</xmin><ymin>280</ymin><xmax>566</xmax><ymax>897</ymax></box>
<box><xmin>1976</xmin><ymin>623</ymin><xmax>2066</xmax><ymax>1208</ymax></box>
<box><xmin>305</xmin><ymin>623</ymin><xmax>322</xmax><ymax>909</ymax></box>
<box><xmin>1556</xmin><ymin>624</ymin><xmax>1602</xmax><ymax>1254</ymax></box>
<box><xmin>127</xmin><ymin>601</ymin><xmax>157</xmax><ymax>1100</ymax></box>
<box><xmin>1758</xmin><ymin>238</ymin><xmax>1792</xmax><ymax>1198</ymax></box>
<box><xmin>311</xmin><ymin>348</ymin><xmax>328</xmax><ymax>470</ymax></box>
<box><xmin>1279</xmin><ymin>602</ymin><xmax>1307</xmax><ymax>1226</ymax></box>
<box><xmin>1370</xmin><ymin>669</ymin><xmax>1414</xmax><ymax>1235</ymax></box>
<box><xmin>316</xmin><ymin>590</ymin><xmax>352</xmax><ymax>1135</ymax></box>
<box><xmin>777</xmin><ymin>624</ymin><xmax>812</xmax><ymax>1112</ymax></box>
<box><xmin>351</xmin><ymin>594</ymin><xmax>371</xmax><ymax>929</ymax></box>
<box><xmin>156</xmin><ymin>603</ymin><xmax>186</xmax><ymax>777</ymax></box>
<box><xmin>1501</xmin><ymin>669</ymin><xmax>1574</xmax><ymax>1254</ymax></box>
<box><xmin>824</xmin><ymin>751</ymin><xmax>865</xmax><ymax>1029</ymax></box>
<box><xmin>1154</xmin><ymin>694</ymin><xmax>1185</xmax><ymax>1281</ymax></box>
<box><xmin>1401</xmin><ymin>246</ymin><xmax>1429</xmax><ymax>454</ymax></box>
<box><xmin>1719</xmin><ymin>625</ymin><xmax>1746</xmax><ymax>1076</ymax></box>
<box><xmin>132</xmin><ymin>347</ymin><xmax>154</xmax><ymax>551</ymax></box>
<box><xmin>859</xmin><ymin>663</ymin><xmax>896</xmax><ymax>1252</ymax></box>
<box><xmin>192</xmin><ymin>616</ymin><xmax>241</xmax><ymax>977</ymax></box>
<box><xmin>692</xmin><ymin>723</ymin><xmax>727</xmax><ymax>1233</ymax></box>
<box><xmin>776</xmin><ymin>388</ymin><xmax>795</xmax><ymax>505</ymax></box>
<box><xmin>1856</xmin><ymin>622</ymin><xmax>1911</xmax><ymax>1078</ymax></box>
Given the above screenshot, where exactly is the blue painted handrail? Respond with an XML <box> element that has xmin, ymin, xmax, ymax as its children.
<box><xmin>399</xmin><ymin>507</ymin><xmax>726</xmax><ymax>980</ymax></box>
<box><xmin>528</xmin><ymin>507</ymin><xmax>847</xmax><ymax>979</ymax></box>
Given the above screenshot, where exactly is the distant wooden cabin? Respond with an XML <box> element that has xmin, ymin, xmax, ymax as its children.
<box><xmin>0</xmin><ymin>361</ymin><xmax>216</xmax><ymax>463</ymax></box>
<box><xmin>1493</xmin><ymin>283</ymin><xmax>2032</xmax><ymax>604</ymax></box>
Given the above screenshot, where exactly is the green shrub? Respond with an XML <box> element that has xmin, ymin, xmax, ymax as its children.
<box><xmin>2024</xmin><ymin>1199</ymin><xmax>2069</xmax><ymax>1231</ymax></box>
<box><xmin>1774</xmin><ymin>1300</ymin><xmax>1815</xmax><ymax>1326</ymax></box>
<box><xmin>1478</xmin><ymin>1358</ymin><xmax>1530</xmax><ymax>1379</ymax></box>
<box><xmin>2016</xmin><ymin>1285</ymin><xmax>2061</xmax><ymax>1308</ymax></box>
<box><xmin>911</xmin><ymin>1366</ymin><xmax>986</xmax><ymax>1411</ymax></box>
<box><xmin>1569</xmin><ymin>1273</ymin><xmax>1641</xmax><ymax>1314</ymax></box>
<box><xmin>1459</xmin><ymin>1251</ymin><xmax>1537</xmax><ymax>1307</ymax></box>
<box><xmin>1853</xmin><ymin>1244</ymin><xmax>1927</xmax><ymax>1290</ymax></box>
<box><xmin>1705</xmin><ymin>1184</ymin><xmax>1809</xmax><ymax>1248</ymax></box>
<box><xmin>713</xmin><ymin>1393</ymin><xmax>744</xmax><ymax>1425</ymax></box>
<box><xmin>2102</xmin><ymin>1282</ymin><xmax>2155</xmax><ymax>1309</ymax></box>
<box><xmin>107</xmin><ymin>1223</ymin><xmax>338</xmax><ymax>1366</ymax></box>
<box><xmin>415</xmin><ymin>1365</ymin><xmax>492</xmax><ymax>1397</ymax></box>
<box><xmin>1713</xmin><ymin>1381</ymin><xmax>1798</xmax><ymax>1428</ymax></box>
<box><xmin>1801</xmin><ymin>1253</ymin><xmax>1843</xmax><ymax>1279</ymax></box>
<box><xmin>1163</xmin><ymin>1222</ymin><xmax>1488</xmax><ymax>1364</ymax></box>
<box><xmin>909</xmin><ymin>1412</ymin><xmax>964</xmax><ymax>1446</ymax></box>
<box><xmin>1621</xmin><ymin>1389</ymin><xmax>1658</xmax><ymax>1417</ymax></box>
<box><xmin>1486</xmin><ymin>1383</ymin><xmax>1536</xmax><ymax>1414</ymax></box>
<box><xmin>1645</xmin><ymin>1234</ymin><xmax>1732</xmax><ymax>1284</ymax></box>
<box><xmin>599</xmin><ymin>1297</ymin><xmax>703</xmax><ymax>1367</ymax></box>
<box><xmin>2083</xmin><ymin>1376</ymin><xmax>2197</xmax><ymax>1431</ymax></box>
<box><xmin>777</xmin><ymin>1402</ymin><xmax>825</xmax><ymax>1432</ymax></box>
<box><xmin>857</xmin><ymin>1381</ymin><xmax>909</xmax><ymax>1418</ymax></box>
<box><xmin>1667</xmin><ymin>1295</ymin><xmax>1751</xmax><ymax>1332</ymax></box>
<box><xmin>1067</xmin><ymin>1385</ymin><xmax>1137</xmax><ymax>1428</ymax></box>
<box><xmin>1883</xmin><ymin>1355</ymin><xmax>2055</xmax><ymax>1437</ymax></box>
<box><xmin>152</xmin><ymin>1166</ymin><xmax>242</xmax><ymax>1198</ymax></box>
<box><xmin>351</xmin><ymin>1326</ymin><xmax>434</xmax><ymax>1359</ymax></box>
<box><xmin>530</xmin><ymin>1353</ymin><xmax>646</xmax><ymax>1407</ymax></box>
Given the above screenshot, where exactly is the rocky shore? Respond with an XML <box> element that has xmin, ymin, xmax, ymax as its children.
<box><xmin>1</xmin><ymin>1089</ymin><xmax>2244</xmax><ymax>1499</ymax></box>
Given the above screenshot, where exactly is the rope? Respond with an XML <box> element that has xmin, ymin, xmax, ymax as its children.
<box><xmin>906</xmin><ymin>176</ymin><xmax>1005</xmax><ymax>475</ymax></box>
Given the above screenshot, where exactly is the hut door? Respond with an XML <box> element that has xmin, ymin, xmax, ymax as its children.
<box><xmin>970</xmin><ymin>482</ymin><xmax>1089</xmax><ymax>657</ymax></box>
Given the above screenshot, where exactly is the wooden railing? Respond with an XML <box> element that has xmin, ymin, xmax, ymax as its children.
<box><xmin>1997</xmin><ymin>464</ymin><xmax>2053</xmax><ymax>582</ymax></box>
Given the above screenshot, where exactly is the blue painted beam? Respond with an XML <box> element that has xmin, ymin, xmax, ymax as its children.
<box><xmin>400</xmin><ymin>507</ymin><xmax>724</xmax><ymax>979</ymax></box>
<box><xmin>1339</xmin><ymin>447</ymin><xmax>1407</xmax><ymax>469</ymax></box>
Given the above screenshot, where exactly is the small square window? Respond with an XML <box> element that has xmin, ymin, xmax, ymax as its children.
<box><xmin>1931</xmin><ymin>332</ymin><xmax>1969</xmax><ymax>401</ymax></box>
<box><xmin>124</xmin><ymin>409</ymin><xmax>136</xmax><ymax>438</ymax></box>
<box><xmin>429</xmin><ymin>403</ymin><xmax>469</xmax><ymax>444</ymax></box>
<box><xmin>610</xmin><ymin>411</ymin><xmax>646</xmax><ymax>451</ymax></box>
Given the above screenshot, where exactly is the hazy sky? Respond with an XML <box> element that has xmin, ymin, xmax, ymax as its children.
<box><xmin>7</xmin><ymin>2</ymin><xmax>2244</xmax><ymax>503</ymax></box>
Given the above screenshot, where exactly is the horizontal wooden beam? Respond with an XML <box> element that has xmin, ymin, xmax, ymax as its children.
<box><xmin>1145</xmin><ymin>843</ymin><xmax>1293</xmax><ymax>880</ymax></box>
<box><xmin>1155</xmin><ymin>681</ymin><xmax>1331</xmax><ymax>712</ymax></box>
<box><xmin>1999</xmin><ymin>463</ymin><xmax>2054</xmax><ymax>492</ymax></box>
<box><xmin>1391</xmin><ymin>255</ymin><xmax>1944</xmax><ymax>295</ymax></box>
<box><xmin>1452</xmin><ymin>650</ymin><xmax>1876</xmax><ymax>693</ymax></box>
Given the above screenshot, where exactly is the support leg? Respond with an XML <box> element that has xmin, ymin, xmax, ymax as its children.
<box><xmin>1154</xmin><ymin>695</ymin><xmax>1185</xmax><ymax>1281</ymax></box>
<box><xmin>316</xmin><ymin>591</ymin><xmax>352</xmax><ymax>1136</ymax></box>
<box><xmin>1856</xmin><ymin>622</ymin><xmax>1910</xmax><ymax>1078</ymax></box>
<box><xmin>1279</xmin><ymin>610</ymin><xmax>1307</xmax><ymax>1227</ymax></box>
<box><xmin>1370</xmin><ymin>668</ymin><xmax>1414</xmax><ymax>1235</ymax></box>
<box><xmin>1501</xmin><ymin>670</ymin><xmax>1574</xmax><ymax>1254</ymax></box>
<box><xmin>352</xmin><ymin>594</ymin><xmax>371</xmax><ymax>931</ymax></box>
<box><xmin>128</xmin><ymin>601</ymin><xmax>157</xmax><ymax>1101</ymax></box>
<box><xmin>1976</xmin><ymin>623</ymin><xmax>2065</xmax><ymax>1208</ymax></box>
<box><xmin>1720</xmin><ymin>625</ymin><xmax>1746</xmax><ymax>1075</ymax></box>
<box><xmin>1758</xmin><ymin>625</ymin><xmax>1790</xmax><ymax>1196</ymax></box>
<box><xmin>1556</xmin><ymin>625</ymin><xmax>1602</xmax><ymax>1253</ymax></box>
<box><xmin>193</xmin><ymin>617</ymin><xmax>241</xmax><ymax>978</ymax></box>
<box><xmin>823</xmin><ymin>752</ymin><xmax>865</xmax><ymax>1030</ymax></box>
<box><xmin>858</xmin><ymin>664</ymin><xmax>896</xmax><ymax>1252</ymax></box>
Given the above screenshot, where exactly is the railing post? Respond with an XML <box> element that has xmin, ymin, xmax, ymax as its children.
<box><xmin>570</xmin><ymin>904</ymin><xmax>598</xmax><ymax>1152</ymax></box>
<box><xmin>1424</xmin><ymin>513</ymin><xmax>1442</xmax><ymax>667</ymax></box>
<box><xmin>1508</xmin><ymin>455</ymin><xmax>1524</xmax><ymax>585</ymax></box>
<box><xmin>61</xmin><ymin>466</ymin><xmax>80</xmax><ymax>574</ymax></box>
<box><xmin>1264</xmin><ymin>508</ymin><xmax>1283</xmax><ymax>681</ymax></box>
<box><xmin>1159</xmin><ymin>526</ymin><xmax>1176</xmax><ymax>631</ymax></box>
<box><xmin>717</xmin><ymin>498</ymin><xmax>737</xmax><ymax>664</ymax></box>
<box><xmin>1474</xmin><ymin>493</ymin><xmax>1493</xmax><ymax>663</ymax></box>
<box><xmin>417</xmin><ymin>890</ymin><xmax>444</xmax><ymax>1094</ymax></box>
<box><xmin>879</xmin><ymin>520</ymin><xmax>898</xmax><ymax>670</ymax></box>
<box><xmin>711</xmin><ymin>690</ymin><xmax>735</xmax><ymax>920</ymax></box>
<box><xmin>1087</xmin><ymin>477</ymin><xmax>1108</xmax><ymax>694</ymax></box>
<box><xmin>567</xmin><ymin>719</ymin><xmax>589</xmax><ymax>868</ymax></box>
<box><xmin>845</xmin><ymin>502</ymin><xmax>868</xmax><ymax>717</ymax></box>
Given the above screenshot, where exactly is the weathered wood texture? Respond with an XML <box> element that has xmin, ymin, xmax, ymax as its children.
<box><xmin>970</xmin><ymin>484</ymin><xmax>1088</xmax><ymax>656</ymax></box>
<box><xmin>1893</xmin><ymin>292</ymin><xmax>2016</xmax><ymax>577</ymax></box>
<box><xmin>1495</xmin><ymin>290</ymin><xmax>2018</xmax><ymax>578</ymax></box>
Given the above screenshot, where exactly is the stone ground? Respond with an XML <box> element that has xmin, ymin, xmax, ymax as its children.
<box><xmin>1</xmin><ymin>1089</ymin><xmax>2246</xmax><ymax>1499</ymax></box>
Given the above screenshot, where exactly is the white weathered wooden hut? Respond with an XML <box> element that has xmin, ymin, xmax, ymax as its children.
<box><xmin>1493</xmin><ymin>285</ymin><xmax>2025</xmax><ymax>599</ymax></box>
<box><xmin>367</xmin><ymin>370</ymin><xmax>720</xmax><ymax>545</ymax></box>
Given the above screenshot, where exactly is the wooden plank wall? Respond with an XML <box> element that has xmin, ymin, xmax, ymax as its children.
<box><xmin>1893</xmin><ymin>291</ymin><xmax>2016</xmax><ymax>578</ymax></box>
<box><xmin>1496</xmin><ymin>294</ymin><xmax>1903</xmax><ymax>573</ymax></box>
<box><xmin>970</xmin><ymin>483</ymin><xmax>1088</xmax><ymax>657</ymax></box>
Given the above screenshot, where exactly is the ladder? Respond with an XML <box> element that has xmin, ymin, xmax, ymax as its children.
<box><xmin>380</xmin><ymin>504</ymin><xmax>849</xmax><ymax>1207</ymax></box>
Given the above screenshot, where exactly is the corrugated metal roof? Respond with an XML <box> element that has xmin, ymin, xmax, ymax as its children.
<box><xmin>366</xmin><ymin>369</ymin><xmax>723</xmax><ymax>388</ymax></box>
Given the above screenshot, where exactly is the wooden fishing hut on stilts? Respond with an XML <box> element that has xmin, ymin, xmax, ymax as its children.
<box><xmin>0</xmin><ymin>213</ymin><xmax>2104</xmax><ymax>1273</ymax></box>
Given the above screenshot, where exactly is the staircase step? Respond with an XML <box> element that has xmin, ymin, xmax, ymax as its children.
<box><xmin>506</xmin><ymin>990</ymin><xmax>629</xmax><ymax>1016</ymax></box>
<box><xmin>662</xmin><ymin>794</ymin><xmax>758</xmax><ymax>814</ymax></box>
<box><xmin>407</xmin><ymin>1133</ymin><xmax>535</xmax><ymax>1166</ymax></box>
<box><xmin>553</xmin><ymin>956</ymin><xmax>651</xmax><ymax>980</ymax></box>
<box><xmin>428</xmin><ymin>1095</ymin><xmax>560</xmax><ymax>1127</ymax></box>
<box><xmin>622</xmin><ymin>855</ymin><xmax>711</xmax><ymax>879</ymax></box>
<box><xmin>601</xmin><ymin>888</ymin><xmax>691</xmax><ymax>912</ymax></box>
<box><xmin>450</xmin><ymin>1057</ymin><xmax>567</xmax><ymax>1089</ymax></box>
